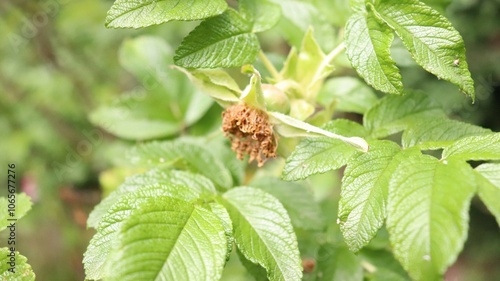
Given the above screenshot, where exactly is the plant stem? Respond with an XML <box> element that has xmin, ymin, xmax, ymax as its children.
<box><xmin>311</xmin><ymin>41</ymin><xmax>346</xmax><ymax>84</ymax></box>
<box><xmin>258</xmin><ymin>50</ymin><xmax>281</xmax><ymax>81</ymax></box>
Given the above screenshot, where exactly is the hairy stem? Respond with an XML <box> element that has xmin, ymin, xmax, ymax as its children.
<box><xmin>258</xmin><ymin>50</ymin><xmax>281</xmax><ymax>81</ymax></box>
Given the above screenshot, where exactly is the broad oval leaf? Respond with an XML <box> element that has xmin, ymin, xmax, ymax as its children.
<box><xmin>0</xmin><ymin>193</ymin><xmax>32</xmax><ymax>232</ymax></box>
<box><xmin>108</xmin><ymin>197</ymin><xmax>227</xmax><ymax>281</ymax></box>
<box><xmin>338</xmin><ymin>141</ymin><xmax>402</xmax><ymax>252</ymax></box>
<box><xmin>105</xmin><ymin>0</ymin><xmax>228</xmax><ymax>28</ymax></box>
<box><xmin>0</xmin><ymin>248</ymin><xmax>35</xmax><ymax>280</ymax></box>
<box><xmin>371</xmin><ymin>0</ymin><xmax>474</xmax><ymax>98</ymax></box>
<box><xmin>442</xmin><ymin>133</ymin><xmax>500</xmax><ymax>161</ymax></box>
<box><xmin>282</xmin><ymin>119</ymin><xmax>368</xmax><ymax>181</ymax></box>
<box><xmin>345</xmin><ymin>12</ymin><xmax>403</xmax><ymax>95</ymax></box>
<box><xmin>220</xmin><ymin>187</ymin><xmax>303</xmax><ymax>281</ymax></box>
<box><xmin>87</xmin><ymin>168</ymin><xmax>215</xmax><ymax>228</ymax></box>
<box><xmin>387</xmin><ymin>154</ymin><xmax>475</xmax><ymax>280</ymax></box>
<box><xmin>474</xmin><ymin>163</ymin><xmax>500</xmax><ymax>227</ymax></box>
<box><xmin>239</xmin><ymin>0</ymin><xmax>281</xmax><ymax>33</ymax></box>
<box><xmin>174</xmin><ymin>9</ymin><xmax>260</xmax><ymax>68</ymax></box>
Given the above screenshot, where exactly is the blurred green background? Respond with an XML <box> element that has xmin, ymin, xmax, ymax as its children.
<box><xmin>0</xmin><ymin>0</ymin><xmax>499</xmax><ymax>280</ymax></box>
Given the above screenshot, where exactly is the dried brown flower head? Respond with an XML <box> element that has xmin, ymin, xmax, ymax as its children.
<box><xmin>222</xmin><ymin>104</ymin><xmax>278</xmax><ymax>167</ymax></box>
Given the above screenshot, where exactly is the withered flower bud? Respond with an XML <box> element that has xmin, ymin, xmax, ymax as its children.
<box><xmin>222</xmin><ymin>104</ymin><xmax>278</xmax><ymax>167</ymax></box>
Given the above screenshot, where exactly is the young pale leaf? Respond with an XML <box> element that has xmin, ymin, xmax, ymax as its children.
<box><xmin>220</xmin><ymin>187</ymin><xmax>303</xmax><ymax>281</ymax></box>
<box><xmin>87</xmin><ymin>168</ymin><xmax>215</xmax><ymax>228</ymax></box>
<box><xmin>345</xmin><ymin>12</ymin><xmax>403</xmax><ymax>95</ymax></box>
<box><xmin>84</xmin><ymin>185</ymin><xmax>204</xmax><ymax>280</ymax></box>
<box><xmin>282</xmin><ymin>119</ymin><xmax>368</xmax><ymax>181</ymax></box>
<box><xmin>371</xmin><ymin>0</ymin><xmax>475</xmax><ymax>98</ymax></box>
<box><xmin>0</xmin><ymin>248</ymin><xmax>35</xmax><ymax>280</ymax></box>
<box><xmin>402</xmin><ymin>118</ymin><xmax>491</xmax><ymax>149</ymax></box>
<box><xmin>0</xmin><ymin>193</ymin><xmax>32</xmax><ymax>232</ymax></box>
<box><xmin>339</xmin><ymin>141</ymin><xmax>402</xmax><ymax>252</ymax></box>
<box><xmin>475</xmin><ymin>164</ymin><xmax>500</xmax><ymax>227</ymax></box>
<box><xmin>364</xmin><ymin>92</ymin><xmax>445</xmax><ymax>138</ymax></box>
<box><xmin>442</xmin><ymin>133</ymin><xmax>500</xmax><ymax>161</ymax></box>
<box><xmin>239</xmin><ymin>0</ymin><xmax>281</xmax><ymax>32</ymax></box>
<box><xmin>105</xmin><ymin>0</ymin><xmax>228</xmax><ymax>28</ymax></box>
<box><xmin>108</xmin><ymin>197</ymin><xmax>227</xmax><ymax>281</ymax></box>
<box><xmin>250</xmin><ymin>177</ymin><xmax>324</xmax><ymax>230</ymax></box>
<box><xmin>318</xmin><ymin>76</ymin><xmax>379</xmax><ymax>114</ymax></box>
<box><xmin>127</xmin><ymin>140</ymin><xmax>233</xmax><ymax>189</ymax></box>
<box><xmin>387</xmin><ymin>155</ymin><xmax>475</xmax><ymax>280</ymax></box>
<box><xmin>174</xmin><ymin>9</ymin><xmax>260</xmax><ymax>68</ymax></box>
<box><xmin>316</xmin><ymin>244</ymin><xmax>363</xmax><ymax>281</ymax></box>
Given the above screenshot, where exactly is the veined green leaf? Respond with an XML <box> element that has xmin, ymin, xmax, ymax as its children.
<box><xmin>105</xmin><ymin>0</ymin><xmax>228</xmax><ymax>28</ymax></box>
<box><xmin>339</xmin><ymin>141</ymin><xmax>402</xmax><ymax>252</ymax></box>
<box><xmin>475</xmin><ymin>164</ymin><xmax>500</xmax><ymax>227</ymax></box>
<box><xmin>0</xmin><ymin>248</ymin><xmax>35</xmax><ymax>280</ymax></box>
<box><xmin>84</xmin><ymin>184</ymin><xmax>204</xmax><ymax>280</ymax></box>
<box><xmin>402</xmin><ymin>118</ymin><xmax>491</xmax><ymax>149</ymax></box>
<box><xmin>126</xmin><ymin>140</ymin><xmax>233</xmax><ymax>189</ymax></box>
<box><xmin>205</xmin><ymin>202</ymin><xmax>234</xmax><ymax>261</ymax></box>
<box><xmin>364</xmin><ymin>93</ymin><xmax>445</xmax><ymax>138</ymax></box>
<box><xmin>250</xmin><ymin>177</ymin><xmax>324</xmax><ymax>230</ymax></box>
<box><xmin>387</xmin><ymin>155</ymin><xmax>475</xmax><ymax>280</ymax></box>
<box><xmin>239</xmin><ymin>0</ymin><xmax>281</xmax><ymax>32</ymax></box>
<box><xmin>442</xmin><ymin>133</ymin><xmax>500</xmax><ymax>161</ymax></box>
<box><xmin>316</xmin><ymin>244</ymin><xmax>363</xmax><ymax>281</ymax></box>
<box><xmin>108</xmin><ymin>197</ymin><xmax>227</xmax><ymax>281</ymax></box>
<box><xmin>371</xmin><ymin>0</ymin><xmax>474</xmax><ymax>99</ymax></box>
<box><xmin>345</xmin><ymin>12</ymin><xmax>403</xmax><ymax>95</ymax></box>
<box><xmin>0</xmin><ymin>193</ymin><xmax>32</xmax><ymax>232</ymax></box>
<box><xmin>219</xmin><ymin>187</ymin><xmax>302</xmax><ymax>281</ymax></box>
<box><xmin>87</xmin><ymin>168</ymin><xmax>215</xmax><ymax>228</ymax></box>
<box><xmin>174</xmin><ymin>9</ymin><xmax>260</xmax><ymax>68</ymax></box>
<box><xmin>282</xmin><ymin>119</ymin><xmax>369</xmax><ymax>181</ymax></box>
<box><xmin>236</xmin><ymin>249</ymin><xmax>269</xmax><ymax>281</ymax></box>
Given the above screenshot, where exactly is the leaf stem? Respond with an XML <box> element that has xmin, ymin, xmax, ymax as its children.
<box><xmin>258</xmin><ymin>50</ymin><xmax>281</xmax><ymax>81</ymax></box>
<box><xmin>311</xmin><ymin>42</ymin><xmax>346</xmax><ymax>83</ymax></box>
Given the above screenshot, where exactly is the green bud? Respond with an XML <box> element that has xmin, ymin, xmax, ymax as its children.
<box><xmin>262</xmin><ymin>84</ymin><xmax>291</xmax><ymax>114</ymax></box>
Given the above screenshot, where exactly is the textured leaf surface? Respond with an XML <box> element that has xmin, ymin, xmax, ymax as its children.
<box><xmin>0</xmin><ymin>193</ymin><xmax>32</xmax><ymax>232</ymax></box>
<box><xmin>105</xmin><ymin>0</ymin><xmax>228</xmax><ymax>28</ymax></box>
<box><xmin>475</xmin><ymin>163</ymin><xmax>500</xmax><ymax>227</ymax></box>
<box><xmin>371</xmin><ymin>0</ymin><xmax>474</xmax><ymax>98</ymax></box>
<box><xmin>364</xmin><ymin>93</ymin><xmax>445</xmax><ymax>138</ymax></box>
<box><xmin>174</xmin><ymin>9</ymin><xmax>260</xmax><ymax>68</ymax></box>
<box><xmin>108</xmin><ymin>197</ymin><xmax>227</xmax><ymax>281</ymax></box>
<box><xmin>387</xmin><ymin>155</ymin><xmax>475</xmax><ymax>280</ymax></box>
<box><xmin>127</xmin><ymin>140</ymin><xmax>233</xmax><ymax>189</ymax></box>
<box><xmin>220</xmin><ymin>187</ymin><xmax>302</xmax><ymax>281</ymax></box>
<box><xmin>402</xmin><ymin>118</ymin><xmax>491</xmax><ymax>149</ymax></box>
<box><xmin>87</xmin><ymin>168</ymin><xmax>215</xmax><ymax>228</ymax></box>
<box><xmin>345</xmin><ymin>12</ymin><xmax>403</xmax><ymax>95</ymax></box>
<box><xmin>283</xmin><ymin>119</ymin><xmax>368</xmax><ymax>181</ymax></box>
<box><xmin>339</xmin><ymin>141</ymin><xmax>402</xmax><ymax>252</ymax></box>
<box><xmin>250</xmin><ymin>177</ymin><xmax>324</xmax><ymax>230</ymax></box>
<box><xmin>0</xmin><ymin>248</ymin><xmax>35</xmax><ymax>280</ymax></box>
<box><xmin>442</xmin><ymin>133</ymin><xmax>500</xmax><ymax>161</ymax></box>
<box><xmin>84</xmin><ymin>183</ymin><xmax>205</xmax><ymax>280</ymax></box>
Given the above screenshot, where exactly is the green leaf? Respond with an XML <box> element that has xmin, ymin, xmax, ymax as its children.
<box><xmin>87</xmin><ymin>168</ymin><xmax>215</xmax><ymax>228</ymax></box>
<box><xmin>475</xmin><ymin>163</ymin><xmax>500</xmax><ymax>227</ymax></box>
<box><xmin>0</xmin><ymin>248</ymin><xmax>35</xmax><ymax>280</ymax></box>
<box><xmin>0</xmin><ymin>193</ymin><xmax>32</xmax><ymax>232</ymax></box>
<box><xmin>174</xmin><ymin>9</ymin><xmax>260</xmax><ymax>68</ymax></box>
<box><xmin>250</xmin><ymin>177</ymin><xmax>324</xmax><ymax>230</ymax></box>
<box><xmin>205</xmin><ymin>202</ymin><xmax>234</xmax><ymax>261</ymax></box>
<box><xmin>364</xmin><ymin>92</ymin><xmax>445</xmax><ymax>138</ymax></box>
<box><xmin>360</xmin><ymin>249</ymin><xmax>410</xmax><ymax>281</ymax></box>
<box><xmin>236</xmin><ymin>249</ymin><xmax>269</xmax><ymax>281</ymax></box>
<box><xmin>318</xmin><ymin>76</ymin><xmax>379</xmax><ymax>114</ymax></box>
<box><xmin>108</xmin><ymin>197</ymin><xmax>227</xmax><ymax>281</ymax></box>
<box><xmin>84</xmin><ymin>184</ymin><xmax>206</xmax><ymax>280</ymax></box>
<box><xmin>316</xmin><ymin>244</ymin><xmax>363</xmax><ymax>281</ymax></box>
<box><xmin>105</xmin><ymin>0</ymin><xmax>228</xmax><ymax>28</ymax></box>
<box><xmin>127</xmin><ymin>140</ymin><xmax>233</xmax><ymax>189</ymax></box>
<box><xmin>239</xmin><ymin>0</ymin><xmax>281</xmax><ymax>32</ymax></box>
<box><xmin>240</xmin><ymin>65</ymin><xmax>266</xmax><ymax>110</ymax></box>
<box><xmin>338</xmin><ymin>141</ymin><xmax>402</xmax><ymax>252</ymax></box>
<box><xmin>345</xmin><ymin>12</ymin><xmax>403</xmax><ymax>95</ymax></box>
<box><xmin>402</xmin><ymin>118</ymin><xmax>491</xmax><ymax>149</ymax></box>
<box><xmin>219</xmin><ymin>187</ymin><xmax>302</xmax><ymax>281</ymax></box>
<box><xmin>282</xmin><ymin>119</ymin><xmax>368</xmax><ymax>181</ymax></box>
<box><xmin>371</xmin><ymin>0</ymin><xmax>474</xmax><ymax>99</ymax></box>
<box><xmin>442</xmin><ymin>133</ymin><xmax>500</xmax><ymax>161</ymax></box>
<box><xmin>387</xmin><ymin>155</ymin><xmax>475</xmax><ymax>280</ymax></box>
